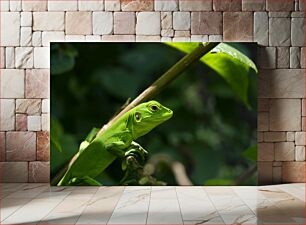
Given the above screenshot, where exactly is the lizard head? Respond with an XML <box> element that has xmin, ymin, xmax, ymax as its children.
<box><xmin>130</xmin><ymin>100</ymin><xmax>173</xmax><ymax>139</ymax></box>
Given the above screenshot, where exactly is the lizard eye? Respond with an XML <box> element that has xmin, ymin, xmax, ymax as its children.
<box><xmin>151</xmin><ymin>105</ymin><xmax>158</xmax><ymax>112</ymax></box>
<box><xmin>135</xmin><ymin>112</ymin><xmax>141</xmax><ymax>121</ymax></box>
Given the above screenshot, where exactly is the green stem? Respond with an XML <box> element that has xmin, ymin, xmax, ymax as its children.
<box><xmin>96</xmin><ymin>42</ymin><xmax>219</xmax><ymax>137</ymax></box>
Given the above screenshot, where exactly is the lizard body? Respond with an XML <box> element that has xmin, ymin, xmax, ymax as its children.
<box><xmin>57</xmin><ymin>100</ymin><xmax>173</xmax><ymax>186</ymax></box>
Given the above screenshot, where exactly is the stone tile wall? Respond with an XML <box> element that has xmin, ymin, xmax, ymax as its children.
<box><xmin>0</xmin><ymin>0</ymin><xmax>305</xmax><ymax>184</ymax></box>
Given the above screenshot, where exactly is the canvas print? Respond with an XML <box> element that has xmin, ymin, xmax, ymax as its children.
<box><xmin>50</xmin><ymin>42</ymin><xmax>258</xmax><ymax>186</ymax></box>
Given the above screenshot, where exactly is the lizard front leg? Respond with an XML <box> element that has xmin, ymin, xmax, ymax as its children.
<box><xmin>124</xmin><ymin>141</ymin><xmax>148</xmax><ymax>163</ymax></box>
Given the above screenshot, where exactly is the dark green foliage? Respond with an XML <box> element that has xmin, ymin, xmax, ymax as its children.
<box><xmin>51</xmin><ymin>43</ymin><xmax>257</xmax><ymax>185</ymax></box>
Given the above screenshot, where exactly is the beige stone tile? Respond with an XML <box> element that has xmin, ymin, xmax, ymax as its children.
<box><xmin>15</xmin><ymin>47</ymin><xmax>33</xmax><ymax>68</ymax></box>
<box><xmin>161</xmin><ymin>12</ymin><xmax>172</xmax><ymax>29</ymax></box>
<box><xmin>3</xmin><ymin>197</ymin><xmax>63</xmax><ymax>224</ymax></box>
<box><xmin>173</xmin><ymin>36</ymin><xmax>190</xmax><ymax>42</ymax></box>
<box><xmin>121</xmin><ymin>0</ymin><xmax>153</xmax><ymax>11</ymax></box>
<box><xmin>114</xmin><ymin>12</ymin><xmax>135</xmax><ymax>35</ymax></box>
<box><xmin>42</xmin><ymin>31</ymin><xmax>65</xmax><ymax>46</ymax></box>
<box><xmin>161</xmin><ymin>37</ymin><xmax>172</xmax><ymax>42</ymax></box>
<box><xmin>0</xmin><ymin>162</ymin><xmax>28</xmax><ymax>182</ymax></box>
<box><xmin>37</xmin><ymin>131</ymin><xmax>49</xmax><ymax>161</ymax></box>
<box><xmin>34</xmin><ymin>47</ymin><xmax>50</xmax><ymax>68</ymax></box>
<box><xmin>66</xmin><ymin>12</ymin><xmax>92</xmax><ymax>35</ymax></box>
<box><xmin>21</xmin><ymin>12</ymin><xmax>32</xmax><ymax>26</ymax></box>
<box><xmin>254</xmin><ymin>12</ymin><xmax>268</xmax><ymax>46</ymax></box>
<box><xmin>5</xmin><ymin>47</ymin><xmax>14</xmax><ymax>68</ymax></box>
<box><xmin>105</xmin><ymin>0</ymin><xmax>120</xmax><ymax>11</ymax></box>
<box><xmin>93</xmin><ymin>12</ymin><xmax>113</xmax><ymax>35</ymax></box>
<box><xmin>1</xmin><ymin>12</ymin><xmax>20</xmax><ymax>46</ymax></box>
<box><xmin>78</xmin><ymin>0</ymin><xmax>104</xmax><ymax>11</ymax></box>
<box><xmin>266</xmin><ymin>0</ymin><xmax>294</xmax><ymax>11</ymax></box>
<box><xmin>295</xmin><ymin>146</ymin><xmax>305</xmax><ymax>161</ymax></box>
<box><xmin>22</xmin><ymin>0</ymin><xmax>47</xmax><ymax>11</ymax></box>
<box><xmin>25</xmin><ymin>69</ymin><xmax>50</xmax><ymax>98</ymax></box>
<box><xmin>282</xmin><ymin>162</ymin><xmax>305</xmax><ymax>182</ymax></box>
<box><xmin>264</xmin><ymin>132</ymin><xmax>286</xmax><ymax>142</ymax></box>
<box><xmin>213</xmin><ymin>0</ymin><xmax>241</xmax><ymax>11</ymax></box>
<box><xmin>286</xmin><ymin>131</ymin><xmax>295</xmax><ymax>141</ymax></box>
<box><xmin>108</xmin><ymin>187</ymin><xmax>150</xmax><ymax>224</ymax></box>
<box><xmin>0</xmin><ymin>0</ymin><xmax>9</xmax><ymax>11</ymax></box>
<box><xmin>276</xmin><ymin>47</ymin><xmax>290</xmax><ymax>68</ymax></box>
<box><xmin>5</xmin><ymin>183</ymin><xmax>49</xmax><ymax>198</ymax></box>
<box><xmin>136</xmin><ymin>12</ymin><xmax>160</xmax><ymax>35</ymax></box>
<box><xmin>208</xmin><ymin>35</ymin><xmax>222</xmax><ymax>42</ymax></box>
<box><xmin>191</xmin><ymin>12</ymin><xmax>222</xmax><ymax>35</ymax></box>
<box><xmin>179</xmin><ymin>0</ymin><xmax>212</xmax><ymax>11</ymax></box>
<box><xmin>42</xmin><ymin>99</ymin><xmax>49</xmax><ymax>113</ymax></box>
<box><xmin>40</xmin><ymin>191</ymin><xmax>97</xmax><ymax>224</ymax></box>
<box><xmin>174</xmin><ymin>30</ymin><xmax>190</xmax><ymax>37</ymax></box>
<box><xmin>155</xmin><ymin>0</ymin><xmax>178</xmax><ymax>11</ymax></box>
<box><xmin>258</xmin><ymin>143</ymin><xmax>274</xmax><ymax>161</ymax></box>
<box><xmin>173</xmin><ymin>12</ymin><xmax>190</xmax><ymax>31</ymax></box>
<box><xmin>161</xmin><ymin>29</ymin><xmax>174</xmax><ymax>37</ymax></box>
<box><xmin>1</xmin><ymin>197</ymin><xmax>32</xmax><ymax>221</ymax></box>
<box><xmin>270</xmin><ymin>99</ymin><xmax>301</xmax><ymax>131</ymax></box>
<box><xmin>33</xmin><ymin>12</ymin><xmax>64</xmax><ymax>31</ymax></box>
<box><xmin>6</xmin><ymin>131</ymin><xmax>36</xmax><ymax>161</ymax></box>
<box><xmin>41</xmin><ymin>113</ymin><xmax>50</xmax><ymax>131</ymax></box>
<box><xmin>27</xmin><ymin>115</ymin><xmax>41</xmax><ymax>131</ymax></box>
<box><xmin>0</xmin><ymin>69</ymin><xmax>24</xmax><ymax>98</ymax></box>
<box><xmin>20</xmin><ymin>27</ymin><xmax>32</xmax><ymax>47</ymax></box>
<box><xmin>48</xmin><ymin>0</ymin><xmax>77</xmax><ymax>11</ymax></box>
<box><xmin>16</xmin><ymin>114</ymin><xmax>27</xmax><ymax>131</ymax></box>
<box><xmin>0</xmin><ymin>99</ymin><xmax>15</xmax><ymax>131</ymax></box>
<box><xmin>65</xmin><ymin>35</ymin><xmax>86</xmax><ymax>41</ymax></box>
<box><xmin>176</xmin><ymin>187</ymin><xmax>216</xmax><ymax>221</ymax></box>
<box><xmin>259</xmin><ymin>69</ymin><xmax>304</xmax><ymax>98</ymax></box>
<box><xmin>16</xmin><ymin>99</ymin><xmax>41</xmax><ymax>115</ymax></box>
<box><xmin>0</xmin><ymin>47</ymin><xmax>4</xmax><ymax>68</ymax></box>
<box><xmin>269</xmin><ymin>18</ymin><xmax>291</xmax><ymax>46</ymax></box>
<box><xmin>274</xmin><ymin>142</ymin><xmax>295</xmax><ymax>161</ymax></box>
<box><xmin>136</xmin><ymin>35</ymin><xmax>160</xmax><ymax>42</ymax></box>
<box><xmin>223</xmin><ymin>12</ymin><xmax>253</xmax><ymax>42</ymax></box>
<box><xmin>295</xmin><ymin>132</ymin><xmax>305</xmax><ymax>145</ymax></box>
<box><xmin>29</xmin><ymin>161</ymin><xmax>50</xmax><ymax>182</ymax></box>
<box><xmin>85</xmin><ymin>35</ymin><xmax>102</xmax><ymax>41</ymax></box>
<box><xmin>76</xmin><ymin>187</ymin><xmax>124</xmax><ymax>224</ymax></box>
<box><xmin>290</xmin><ymin>47</ymin><xmax>301</xmax><ymax>68</ymax></box>
<box><xmin>242</xmin><ymin>0</ymin><xmax>265</xmax><ymax>11</ymax></box>
<box><xmin>32</xmin><ymin>31</ymin><xmax>42</xmax><ymax>46</ymax></box>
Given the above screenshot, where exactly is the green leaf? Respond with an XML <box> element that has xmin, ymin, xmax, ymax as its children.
<box><xmin>50</xmin><ymin>118</ymin><xmax>78</xmax><ymax>177</ymax></box>
<box><xmin>51</xmin><ymin>44</ymin><xmax>78</xmax><ymax>75</ymax></box>
<box><xmin>165</xmin><ymin>43</ymin><xmax>258</xmax><ymax>108</ymax></box>
<box><xmin>84</xmin><ymin>127</ymin><xmax>100</xmax><ymax>143</ymax></box>
<box><xmin>242</xmin><ymin>145</ymin><xmax>257</xmax><ymax>162</ymax></box>
<box><xmin>204</xmin><ymin>178</ymin><xmax>234</xmax><ymax>186</ymax></box>
<box><xmin>92</xmin><ymin>68</ymin><xmax>141</xmax><ymax>99</ymax></box>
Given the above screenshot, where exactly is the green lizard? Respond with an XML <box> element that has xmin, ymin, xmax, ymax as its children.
<box><xmin>57</xmin><ymin>100</ymin><xmax>173</xmax><ymax>186</ymax></box>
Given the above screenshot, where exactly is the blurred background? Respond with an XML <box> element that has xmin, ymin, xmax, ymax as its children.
<box><xmin>51</xmin><ymin>43</ymin><xmax>257</xmax><ymax>186</ymax></box>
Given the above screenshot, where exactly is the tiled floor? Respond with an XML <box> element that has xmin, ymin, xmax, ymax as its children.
<box><xmin>0</xmin><ymin>183</ymin><xmax>305</xmax><ymax>224</ymax></box>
